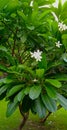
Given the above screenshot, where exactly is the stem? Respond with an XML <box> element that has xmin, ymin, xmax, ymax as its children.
<box><xmin>12</xmin><ymin>28</ymin><xmax>18</xmax><ymax>56</ymax></box>
<box><xmin>40</xmin><ymin>105</ymin><xmax>62</xmax><ymax>123</ymax></box>
<box><xmin>12</xmin><ymin>38</ymin><xmax>16</xmax><ymax>56</ymax></box>
<box><xmin>17</xmin><ymin>46</ymin><xmax>22</xmax><ymax>63</ymax></box>
<box><xmin>40</xmin><ymin>112</ymin><xmax>51</xmax><ymax>123</ymax></box>
<box><xmin>18</xmin><ymin>104</ymin><xmax>29</xmax><ymax>130</ymax></box>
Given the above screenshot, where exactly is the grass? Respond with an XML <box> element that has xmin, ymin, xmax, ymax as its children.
<box><xmin>45</xmin><ymin>109</ymin><xmax>67</xmax><ymax>130</ymax></box>
<box><xmin>0</xmin><ymin>100</ymin><xmax>21</xmax><ymax>130</ymax></box>
<box><xmin>0</xmin><ymin>100</ymin><xmax>67</xmax><ymax>130</ymax></box>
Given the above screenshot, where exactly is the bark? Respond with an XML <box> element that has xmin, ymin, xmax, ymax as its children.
<box><xmin>18</xmin><ymin>104</ymin><xmax>29</xmax><ymax>130</ymax></box>
<box><xmin>40</xmin><ymin>112</ymin><xmax>51</xmax><ymax>123</ymax></box>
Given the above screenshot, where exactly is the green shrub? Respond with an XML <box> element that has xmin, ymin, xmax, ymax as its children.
<box><xmin>0</xmin><ymin>0</ymin><xmax>67</xmax><ymax>129</ymax></box>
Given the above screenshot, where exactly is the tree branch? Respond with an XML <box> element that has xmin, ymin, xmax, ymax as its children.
<box><xmin>18</xmin><ymin>104</ymin><xmax>29</xmax><ymax>130</ymax></box>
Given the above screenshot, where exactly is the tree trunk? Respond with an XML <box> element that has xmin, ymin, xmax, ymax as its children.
<box><xmin>18</xmin><ymin>104</ymin><xmax>29</xmax><ymax>130</ymax></box>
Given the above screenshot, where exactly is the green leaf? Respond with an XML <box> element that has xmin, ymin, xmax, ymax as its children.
<box><xmin>38</xmin><ymin>10</ymin><xmax>51</xmax><ymax>20</ymax></box>
<box><xmin>34</xmin><ymin>97</ymin><xmax>46</xmax><ymax>118</ymax></box>
<box><xmin>57</xmin><ymin>93</ymin><xmax>67</xmax><ymax>110</ymax></box>
<box><xmin>60</xmin><ymin>2</ymin><xmax>67</xmax><ymax>20</ymax></box>
<box><xmin>36</xmin><ymin>69</ymin><xmax>45</xmax><ymax>78</ymax></box>
<box><xmin>24</xmin><ymin>87</ymin><xmax>30</xmax><ymax>95</ymax></box>
<box><xmin>26</xmin><ymin>25</ymin><xmax>35</xmax><ymax>30</ymax></box>
<box><xmin>17</xmin><ymin>10</ymin><xmax>27</xmax><ymax>21</ymax></box>
<box><xmin>0</xmin><ymin>45</ymin><xmax>7</xmax><ymax>52</ymax></box>
<box><xmin>53</xmin><ymin>74</ymin><xmax>67</xmax><ymax>81</ymax></box>
<box><xmin>0</xmin><ymin>85</ymin><xmax>7</xmax><ymax>95</ymax></box>
<box><xmin>14</xmin><ymin>89</ymin><xmax>25</xmax><ymax>102</ymax></box>
<box><xmin>47</xmin><ymin>61</ymin><xmax>62</xmax><ymax>70</ymax></box>
<box><xmin>7</xmin><ymin>84</ymin><xmax>24</xmax><ymax>98</ymax></box>
<box><xmin>0</xmin><ymin>46</ymin><xmax>15</xmax><ymax>65</ymax></box>
<box><xmin>0</xmin><ymin>78</ymin><xmax>13</xmax><ymax>86</ymax></box>
<box><xmin>6</xmin><ymin>101</ymin><xmax>18</xmax><ymax>117</ymax></box>
<box><xmin>0</xmin><ymin>65</ymin><xmax>9</xmax><ymax>73</ymax></box>
<box><xmin>14</xmin><ymin>87</ymin><xmax>30</xmax><ymax>102</ymax></box>
<box><xmin>62</xmin><ymin>53</ymin><xmax>67</xmax><ymax>62</ymax></box>
<box><xmin>21</xmin><ymin>34</ymin><xmax>27</xmax><ymax>43</ymax></box>
<box><xmin>17</xmin><ymin>65</ymin><xmax>35</xmax><ymax>76</ymax></box>
<box><xmin>0</xmin><ymin>0</ymin><xmax>9</xmax><ymax>11</ymax></box>
<box><xmin>34</xmin><ymin>0</ymin><xmax>55</xmax><ymax>6</ymax></box>
<box><xmin>32</xmin><ymin>1</ymin><xmax>38</xmax><ymax>21</ymax></box>
<box><xmin>29</xmin><ymin>85</ymin><xmax>41</xmax><ymax>100</ymax></box>
<box><xmin>38</xmin><ymin>53</ymin><xmax>47</xmax><ymax>71</ymax></box>
<box><xmin>41</xmin><ymin>94</ymin><xmax>57</xmax><ymax>112</ymax></box>
<box><xmin>45</xmin><ymin>79</ymin><xmax>62</xmax><ymax>88</ymax></box>
<box><xmin>0</xmin><ymin>82</ymin><xmax>11</xmax><ymax>95</ymax></box>
<box><xmin>57</xmin><ymin>0</ymin><xmax>62</xmax><ymax>15</ymax></box>
<box><xmin>45</xmin><ymin>85</ymin><xmax>57</xmax><ymax>98</ymax></box>
<box><xmin>62</xmin><ymin>34</ymin><xmax>67</xmax><ymax>50</ymax></box>
<box><xmin>6</xmin><ymin>0</ymin><xmax>19</xmax><ymax>11</ymax></box>
<box><xmin>0</xmin><ymin>0</ymin><xmax>19</xmax><ymax>13</ymax></box>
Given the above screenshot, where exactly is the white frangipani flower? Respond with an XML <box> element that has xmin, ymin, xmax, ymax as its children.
<box><xmin>33</xmin><ymin>79</ymin><xmax>38</xmax><ymax>82</ymax></box>
<box><xmin>30</xmin><ymin>50</ymin><xmax>42</xmax><ymax>61</ymax></box>
<box><xmin>55</xmin><ymin>41</ymin><xmax>62</xmax><ymax>48</ymax></box>
<box><xmin>58</xmin><ymin>22</ymin><xmax>67</xmax><ymax>31</ymax></box>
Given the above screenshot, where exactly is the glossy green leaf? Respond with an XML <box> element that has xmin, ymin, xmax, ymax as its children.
<box><xmin>38</xmin><ymin>53</ymin><xmax>47</xmax><ymax>71</ymax></box>
<box><xmin>34</xmin><ymin>97</ymin><xmax>46</xmax><ymax>118</ymax></box>
<box><xmin>45</xmin><ymin>85</ymin><xmax>57</xmax><ymax>98</ymax></box>
<box><xmin>41</xmin><ymin>94</ymin><xmax>57</xmax><ymax>112</ymax></box>
<box><xmin>32</xmin><ymin>1</ymin><xmax>38</xmax><ymax>21</ymax></box>
<box><xmin>6</xmin><ymin>101</ymin><xmax>18</xmax><ymax>117</ymax></box>
<box><xmin>24</xmin><ymin>87</ymin><xmax>30</xmax><ymax>95</ymax></box>
<box><xmin>0</xmin><ymin>85</ymin><xmax>7</xmax><ymax>95</ymax></box>
<box><xmin>7</xmin><ymin>84</ymin><xmax>24</xmax><ymax>98</ymax></box>
<box><xmin>0</xmin><ymin>65</ymin><xmax>9</xmax><ymax>73</ymax></box>
<box><xmin>17</xmin><ymin>10</ymin><xmax>27</xmax><ymax>21</ymax></box>
<box><xmin>0</xmin><ymin>0</ymin><xmax>9</xmax><ymax>11</ymax></box>
<box><xmin>38</xmin><ymin>10</ymin><xmax>51</xmax><ymax>20</ymax></box>
<box><xmin>0</xmin><ymin>0</ymin><xmax>19</xmax><ymax>12</ymax></box>
<box><xmin>0</xmin><ymin>46</ymin><xmax>15</xmax><ymax>65</ymax></box>
<box><xmin>0</xmin><ymin>78</ymin><xmax>13</xmax><ymax>86</ymax></box>
<box><xmin>53</xmin><ymin>74</ymin><xmax>67</xmax><ymax>81</ymax></box>
<box><xmin>36</xmin><ymin>69</ymin><xmax>45</xmax><ymax>78</ymax></box>
<box><xmin>62</xmin><ymin>53</ymin><xmax>67</xmax><ymax>62</ymax></box>
<box><xmin>45</xmin><ymin>79</ymin><xmax>62</xmax><ymax>88</ymax></box>
<box><xmin>14</xmin><ymin>89</ymin><xmax>25</xmax><ymax>102</ymax></box>
<box><xmin>17</xmin><ymin>65</ymin><xmax>35</xmax><ymax>76</ymax></box>
<box><xmin>26</xmin><ymin>25</ymin><xmax>35</xmax><ymax>30</ymax></box>
<box><xmin>34</xmin><ymin>0</ymin><xmax>55</xmax><ymax>6</ymax></box>
<box><xmin>62</xmin><ymin>34</ymin><xmax>67</xmax><ymax>49</ymax></box>
<box><xmin>29</xmin><ymin>85</ymin><xmax>41</xmax><ymax>100</ymax></box>
<box><xmin>57</xmin><ymin>93</ymin><xmax>67</xmax><ymax>110</ymax></box>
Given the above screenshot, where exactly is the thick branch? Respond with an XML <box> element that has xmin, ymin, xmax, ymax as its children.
<box><xmin>40</xmin><ymin>105</ymin><xmax>62</xmax><ymax>123</ymax></box>
<box><xmin>40</xmin><ymin>112</ymin><xmax>51</xmax><ymax>123</ymax></box>
<box><xmin>18</xmin><ymin>104</ymin><xmax>29</xmax><ymax>130</ymax></box>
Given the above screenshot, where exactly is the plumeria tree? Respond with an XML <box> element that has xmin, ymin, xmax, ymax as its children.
<box><xmin>0</xmin><ymin>0</ymin><xmax>67</xmax><ymax>130</ymax></box>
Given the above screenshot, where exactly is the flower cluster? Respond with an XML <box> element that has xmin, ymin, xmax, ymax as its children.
<box><xmin>58</xmin><ymin>22</ymin><xmax>67</xmax><ymax>31</ymax></box>
<box><xmin>30</xmin><ymin>50</ymin><xmax>42</xmax><ymax>61</ymax></box>
<box><xmin>55</xmin><ymin>41</ymin><xmax>62</xmax><ymax>48</ymax></box>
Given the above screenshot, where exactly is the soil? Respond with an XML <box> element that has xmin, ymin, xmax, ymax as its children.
<box><xmin>21</xmin><ymin>120</ymin><xmax>50</xmax><ymax>130</ymax></box>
